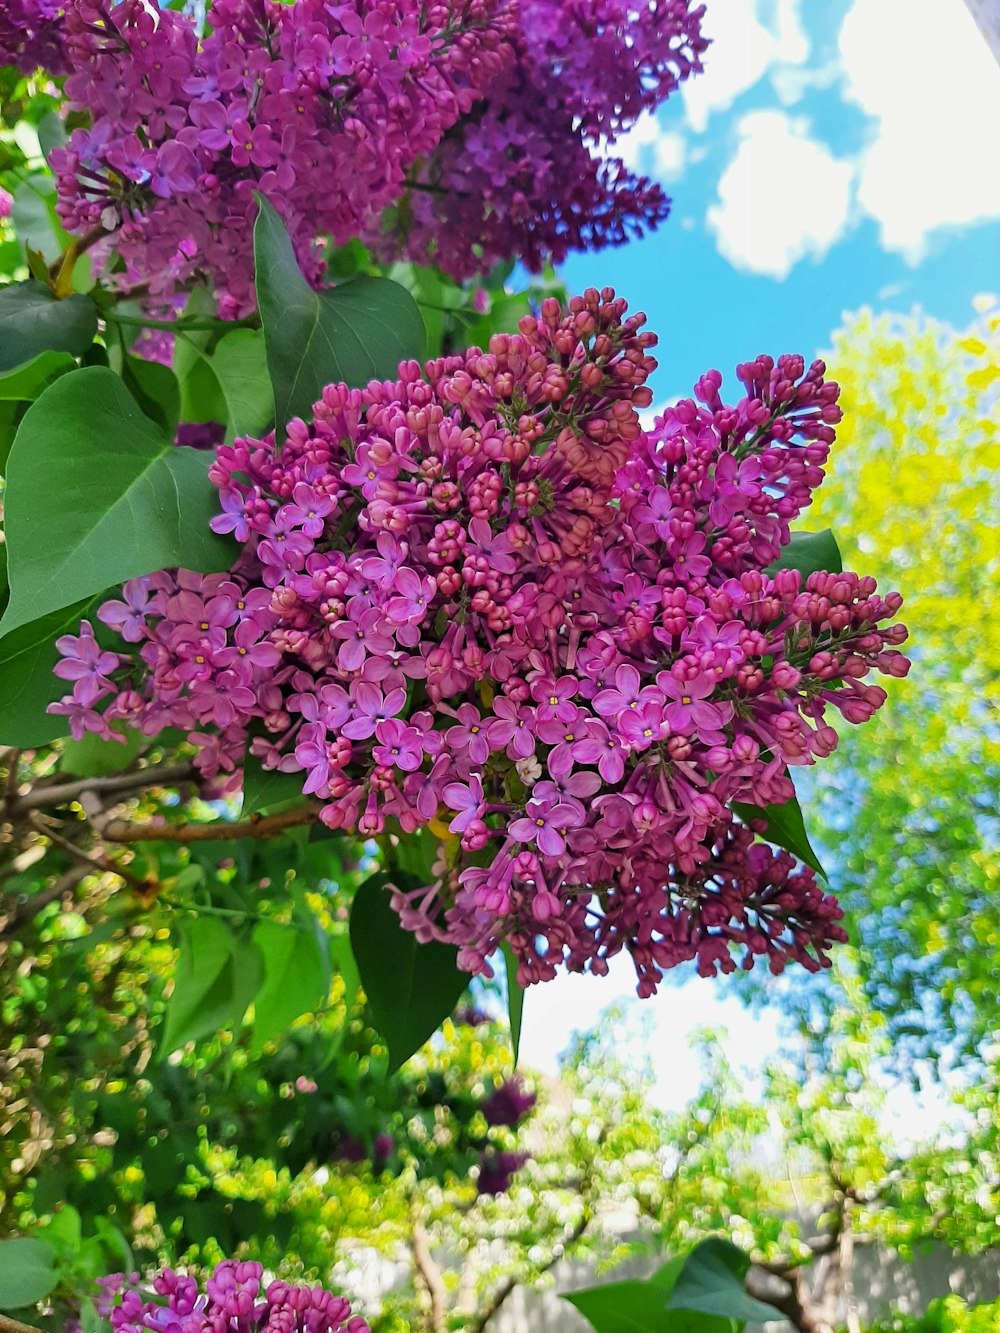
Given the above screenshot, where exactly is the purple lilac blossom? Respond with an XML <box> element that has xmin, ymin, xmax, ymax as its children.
<box><xmin>52</xmin><ymin>290</ymin><xmax>910</xmax><ymax>996</ymax></box>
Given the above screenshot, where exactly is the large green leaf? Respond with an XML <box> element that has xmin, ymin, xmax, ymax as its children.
<box><xmin>250</xmin><ymin>920</ymin><xmax>329</xmax><ymax>1056</ymax></box>
<box><xmin>253</xmin><ymin>193</ymin><xmax>425</xmax><ymax>437</ymax></box>
<box><xmin>350</xmin><ymin>872</ymin><xmax>468</xmax><ymax>1073</ymax></box>
<box><xmin>0</xmin><ymin>595</ymin><xmax>99</xmax><ymax>746</ymax></box>
<box><xmin>160</xmin><ymin>918</ymin><xmax>263</xmax><ymax>1055</ymax></box>
<box><xmin>732</xmin><ymin>794</ymin><xmax>827</xmax><ymax>878</ymax></box>
<box><xmin>501</xmin><ymin>941</ymin><xmax>524</xmax><ymax>1066</ymax></box>
<box><xmin>666</xmin><ymin>1238</ymin><xmax>783</xmax><ymax>1322</ymax></box>
<box><xmin>765</xmin><ymin>528</ymin><xmax>843</xmax><ymax>579</ymax></box>
<box><xmin>0</xmin><ymin>1236</ymin><xmax>58</xmax><ymax>1310</ymax></box>
<box><xmin>211</xmin><ymin>327</ymin><xmax>274</xmax><ymax>443</ymax></box>
<box><xmin>0</xmin><ymin>368</ymin><xmax>235</xmax><ymax>635</ymax></box>
<box><xmin>563</xmin><ymin>1261</ymin><xmax>708</xmax><ymax>1333</ymax></box>
<box><xmin>0</xmin><ymin>349</ymin><xmax>76</xmax><ymax>401</ymax></box>
<box><xmin>0</xmin><ymin>281</ymin><xmax>97</xmax><ymax>370</ymax></box>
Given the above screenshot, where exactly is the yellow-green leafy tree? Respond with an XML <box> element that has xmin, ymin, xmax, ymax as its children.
<box><xmin>800</xmin><ymin>306</ymin><xmax>1000</xmax><ymax>1072</ymax></box>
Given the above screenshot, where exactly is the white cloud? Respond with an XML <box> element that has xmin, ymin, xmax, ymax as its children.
<box><xmin>653</xmin><ymin>130</ymin><xmax>687</xmax><ymax>182</ymax></box>
<box><xmin>615</xmin><ymin>110</ymin><xmax>662</xmax><ymax>173</ymax></box>
<box><xmin>683</xmin><ymin>0</ymin><xmax>809</xmax><ymax>133</ymax></box>
<box><xmin>840</xmin><ymin>0</ymin><xmax>1000</xmax><ymax>260</ymax></box>
<box><xmin>614</xmin><ymin>114</ymin><xmax>687</xmax><ymax>184</ymax></box>
<box><xmin>707</xmin><ymin>110</ymin><xmax>853</xmax><ymax>279</ymax></box>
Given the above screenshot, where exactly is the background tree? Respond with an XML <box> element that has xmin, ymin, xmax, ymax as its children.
<box><xmin>794</xmin><ymin>308</ymin><xmax>1000</xmax><ymax>1076</ymax></box>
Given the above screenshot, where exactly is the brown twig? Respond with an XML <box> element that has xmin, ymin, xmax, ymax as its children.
<box><xmin>411</xmin><ymin>1220</ymin><xmax>448</xmax><ymax>1333</ymax></box>
<box><xmin>46</xmin><ymin>222</ymin><xmax>111</xmax><ymax>279</ymax></box>
<box><xmin>0</xmin><ymin>864</ymin><xmax>90</xmax><ymax>939</ymax></box>
<box><xmin>28</xmin><ymin>815</ymin><xmax>149</xmax><ymax>892</ymax></box>
<box><xmin>102</xmin><ymin>802</ymin><xmax>318</xmax><ymax>843</ymax></box>
<box><xmin>14</xmin><ymin>761</ymin><xmax>195</xmax><ymax>812</ymax></box>
<box><xmin>4</xmin><ymin>748</ymin><xmax>21</xmax><ymax>810</ymax></box>
<box><xmin>472</xmin><ymin>1209</ymin><xmax>591</xmax><ymax>1333</ymax></box>
<box><xmin>0</xmin><ymin>1312</ymin><xmax>46</xmax><ymax>1333</ymax></box>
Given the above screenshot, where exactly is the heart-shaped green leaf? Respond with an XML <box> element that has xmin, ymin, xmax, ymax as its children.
<box><xmin>253</xmin><ymin>193</ymin><xmax>425</xmax><ymax>438</ymax></box>
<box><xmin>0</xmin><ymin>1237</ymin><xmax>58</xmax><ymax>1310</ymax></box>
<box><xmin>666</xmin><ymin>1237</ymin><xmax>784</xmax><ymax>1322</ymax></box>
<box><xmin>350</xmin><ymin>872</ymin><xmax>468</xmax><ymax>1073</ymax></box>
<box><xmin>250</xmin><ymin>920</ymin><xmax>329</xmax><ymax>1055</ymax></box>
<box><xmin>0</xmin><ymin>281</ymin><xmax>97</xmax><ymax>370</ymax></box>
<box><xmin>160</xmin><ymin>918</ymin><xmax>263</xmax><ymax>1056</ymax></box>
<box><xmin>0</xmin><ymin>367</ymin><xmax>235</xmax><ymax>635</ymax></box>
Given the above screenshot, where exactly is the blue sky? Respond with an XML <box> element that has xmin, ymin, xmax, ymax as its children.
<box><xmin>522</xmin><ymin>0</ymin><xmax>1000</xmax><ymax>1122</ymax></box>
<box><xmin>564</xmin><ymin>0</ymin><xmax>1000</xmax><ymax>405</ymax></box>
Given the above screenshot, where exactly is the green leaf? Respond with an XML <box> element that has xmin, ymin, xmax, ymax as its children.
<box><xmin>350</xmin><ymin>872</ymin><xmax>468</xmax><ymax>1073</ymax></box>
<box><xmin>0</xmin><ymin>282</ymin><xmax>97</xmax><ymax>371</ymax></box>
<box><xmin>10</xmin><ymin>176</ymin><xmax>76</xmax><ymax>265</ymax></box>
<box><xmin>38</xmin><ymin>1202</ymin><xmax>82</xmax><ymax>1256</ymax></box>
<box><xmin>37</xmin><ymin>111</ymin><xmax>68</xmax><ymax>167</ymax></box>
<box><xmin>0</xmin><ymin>595</ymin><xmax>99</xmax><ymax>746</ymax></box>
<box><xmin>666</xmin><ymin>1237</ymin><xmax>784</xmax><ymax>1322</ymax></box>
<box><xmin>211</xmin><ymin>327</ymin><xmax>274</xmax><ymax>443</ymax></box>
<box><xmin>120</xmin><ymin>352</ymin><xmax>181</xmax><ymax>439</ymax></box>
<box><xmin>500</xmin><ymin>941</ymin><xmax>524</xmax><ymax>1066</ymax></box>
<box><xmin>253</xmin><ymin>192</ymin><xmax>425</xmax><ymax>437</ymax></box>
<box><xmin>60</xmin><ymin>721</ymin><xmax>146</xmax><ymax>777</ymax></box>
<box><xmin>80</xmin><ymin>1296</ymin><xmax>110</xmax><ymax>1333</ymax></box>
<box><xmin>564</xmin><ymin>1259</ymin><xmax>722</xmax><ymax>1333</ymax></box>
<box><xmin>0</xmin><ymin>367</ymin><xmax>235</xmax><ymax>635</ymax></box>
<box><xmin>250</xmin><ymin>920</ymin><xmax>329</xmax><ymax>1055</ymax></box>
<box><xmin>173</xmin><ymin>287</ymin><xmax>227</xmax><ymax>424</ymax></box>
<box><xmin>241</xmin><ymin>745</ymin><xmax>307</xmax><ymax>817</ymax></box>
<box><xmin>765</xmin><ymin>528</ymin><xmax>843</xmax><ymax>579</ymax></box>
<box><xmin>0</xmin><ymin>349</ymin><xmax>76</xmax><ymax>400</ymax></box>
<box><xmin>329</xmin><ymin>929</ymin><xmax>360</xmax><ymax>1010</ymax></box>
<box><xmin>0</xmin><ymin>1236</ymin><xmax>58</xmax><ymax>1310</ymax></box>
<box><xmin>732</xmin><ymin>794</ymin><xmax>827</xmax><ymax>878</ymax></box>
<box><xmin>159</xmin><ymin>919</ymin><xmax>263</xmax><ymax>1055</ymax></box>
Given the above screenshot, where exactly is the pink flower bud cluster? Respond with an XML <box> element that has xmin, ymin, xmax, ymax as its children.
<box><xmin>13</xmin><ymin>0</ymin><xmax>706</xmax><ymax>304</ymax></box>
<box><xmin>101</xmin><ymin>1261</ymin><xmax>368</xmax><ymax>1333</ymax></box>
<box><xmin>47</xmin><ymin>0</ymin><xmax>517</xmax><ymax>313</ymax></box>
<box><xmin>52</xmin><ymin>290</ymin><xmax>910</xmax><ymax>994</ymax></box>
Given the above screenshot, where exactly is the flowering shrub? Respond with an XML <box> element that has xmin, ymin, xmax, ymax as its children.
<box><xmin>52</xmin><ymin>289</ymin><xmax>909</xmax><ymax>995</ymax></box>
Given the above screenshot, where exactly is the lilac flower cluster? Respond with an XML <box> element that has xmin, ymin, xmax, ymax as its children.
<box><xmin>98</xmin><ymin>1261</ymin><xmax>368</xmax><ymax>1333</ymax></box>
<box><xmin>398</xmin><ymin>0</ymin><xmax>709</xmax><ymax>275</ymax></box>
<box><xmin>47</xmin><ymin>0</ymin><xmax>516</xmax><ymax>313</ymax></box>
<box><xmin>482</xmin><ymin>1076</ymin><xmax>537</xmax><ymax>1128</ymax></box>
<box><xmin>52</xmin><ymin>289</ymin><xmax>909</xmax><ymax>995</ymax></box>
<box><xmin>477</xmin><ymin>1148</ymin><xmax>529</xmax><ymax>1196</ymax></box>
<box><xmin>8</xmin><ymin>0</ymin><xmax>705</xmax><ymax>303</ymax></box>
<box><xmin>0</xmin><ymin>0</ymin><xmax>68</xmax><ymax>75</ymax></box>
